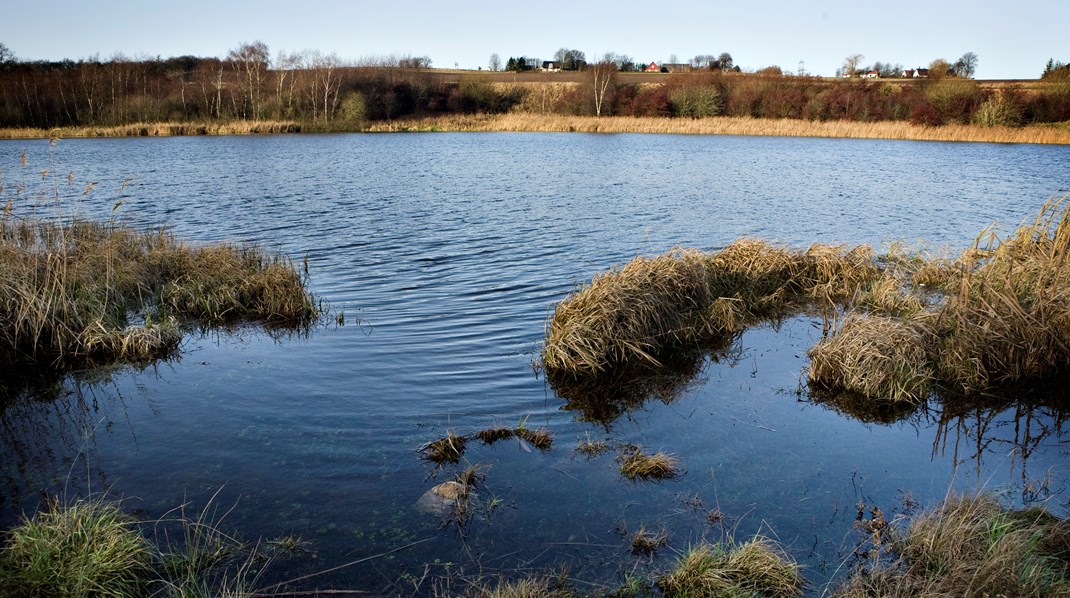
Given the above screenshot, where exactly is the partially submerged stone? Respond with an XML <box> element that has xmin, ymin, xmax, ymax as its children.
<box><xmin>415</xmin><ymin>481</ymin><xmax>478</xmax><ymax>517</ymax></box>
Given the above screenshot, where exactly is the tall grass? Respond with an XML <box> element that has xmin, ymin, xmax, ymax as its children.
<box><xmin>833</xmin><ymin>493</ymin><xmax>1070</xmax><ymax>597</ymax></box>
<box><xmin>1</xmin><ymin>156</ymin><xmax>320</xmax><ymax>371</ymax></box>
<box><xmin>0</xmin><ymin>121</ymin><xmax>302</xmax><ymax>139</ymax></box>
<box><xmin>543</xmin><ymin>242</ymin><xmax>876</xmax><ymax>377</ymax></box>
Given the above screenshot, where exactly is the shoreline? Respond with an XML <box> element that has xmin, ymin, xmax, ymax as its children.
<box><xmin>2</xmin><ymin>114</ymin><xmax>1069</xmax><ymax>145</ymax></box>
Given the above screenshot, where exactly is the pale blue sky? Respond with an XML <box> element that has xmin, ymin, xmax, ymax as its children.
<box><xmin>2</xmin><ymin>1</ymin><xmax>1066</xmax><ymax>79</ymax></box>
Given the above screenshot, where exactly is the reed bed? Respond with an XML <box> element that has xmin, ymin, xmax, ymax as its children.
<box><xmin>811</xmin><ymin>196</ymin><xmax>1070</xmax><ymax>399</ymax></box>
<box><xmin>543</xmin><ymin>242</ymin><xmax>876</xmax><ymax>377</ymax></box>
<box><xmin>366</xmin><ymin>114</ymin><xmax>1070</xmax><ymax>144</ymax></box>
<box><xmin>0</xmin><ymin>219</ymin><xmax>319</xmax><ymax>370</ymax></box>
<box><xmin>833</xmin><ymin>493</ymin><xmax>1070</xmax><ymax>597</ymax></box>
<box><xmin>0</xmin><ymin>121</ymin><xmax>302</xmax><ymax>139</ymax></box>
<box><xmin>658</xmin><ymin>537</ymin><xmax>804</xmax><ymax>598</ymax></box>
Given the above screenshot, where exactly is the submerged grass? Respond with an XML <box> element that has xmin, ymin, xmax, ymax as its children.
<box><xmin>658</xmin><ymin>537</ymin><xmax>804</xmax><ymax>598</ymax></box>
<box><xmin>833</xmin><ymin>493</ymin><xmax>1070</xmax><ymax>597</ymax></box>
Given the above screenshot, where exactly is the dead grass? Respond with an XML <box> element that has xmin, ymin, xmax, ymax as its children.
<box><xmin>0</xmin><ymin>121</ymin><xmax>302</xmax><ymax>139</ymax></box>
<box><xmin>543</xmin><ymin>242</ymin><xmax>877</xmax><ymax>376</ymax></box>
<box><xmin>475</xmin><ymin>427</ymin><xmax>516</xmax><ymax>444</ymax></box>
<box><xmin>808</xmin><ymin>315</ymin><xmax>935</xmax><ymax>405</ymax></box>
<box><xmin>514</xmin><ymin>427</ymin><xmax>553</xmax><ymax>450</ymax></box>
<box><xmin>658</xmin><ymin>537</ymin><xmax>804</xmax><ymax>598</ymax></box>
<box><xmin>617</xmin><ymin>447</ymin><xmax>680</xmax><ymax>480</ymax></box>
<box><xmin>365</xmin><ymin>113</ymin><xmax>1070</xmax><ymax>144</ymax></box>
<box><xmin>833</xmin><ymin>493</ymin><xmax>1070</xmax><ymax>597</ymax></box>
<box><xmin>0</xmin><ymin>219</ymin><xmax>318</xmax><ymax>370</ymax></box>
<box><xmin>630</xmin><ymin>527</ymin><xmax>669</xmax><ymax>556</ymax></box>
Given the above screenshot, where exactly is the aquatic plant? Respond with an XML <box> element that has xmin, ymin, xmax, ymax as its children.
<box><xmin>422</xmin><ymin>431</ymin><xmax>468</xmax><ymax>463</ymax></box>
<box><xmin>475</xmin><ymin>427</ymin><xmax>516</xmax><ymax>444</ymax></box>
<box><xmin>630</xmin><ymin>527</ymin><xmax>669</xmax><ymax>556</ymax></box>
<box><xmin>0</xmin><ymin>496</ymin><xmax>153</xmax><ymax>597</ymax></box>
<box><xmin>657</xmin><ymin>537</ymin><xmax>803</xmax><ymax>598</ymax></box>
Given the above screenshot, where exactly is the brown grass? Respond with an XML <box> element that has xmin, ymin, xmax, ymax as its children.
<box><xmin>618</xmin><ymin>448</ymin><xmax>680</xmax><ymax>480</ymax></box>
<box><xmin>0</xmin><ymin>219</ymin><xmax>318</xmax><ymax>370</ymax></box>
<box><xmin>808</xmin><ymin>315</ymin><xmax>935</xmax><ymax>405</ymax></box>
<box><xmin>0</xmin><ymin>121</ymin><xmax>302</xmax><ymax>139</ymax></box>
<box><xmin>833</xmin><ymin>493</ymin><xmax>1070</xmax><ymax>597</ymax></box>
<box><xmin>514</xmin><ymin>427</ymin><xmax>553</xmax><ymax>450</ymax></box>
<box><xmin>475</xmin><ymin>427</ymin><xmax>515</xmax><ymax>444</ymax></box>
<box><xmin>630</xmin><ymin>527</ymin><xmax>669</xmax><ymax>556</ymax></box>
<box><xmin>365</xmin><ymin>113</ymin><xmax>1070</xmax><ymax>144</ymax></box>
<box><xmin>658</xmin><ymin>537</ymin><xmax>803</xmax><ymax>598</ymax></box>
<box><xmin>543</xmin><ymin>242</ymin><xmax>876</xmax><ymax>377</ymax></box>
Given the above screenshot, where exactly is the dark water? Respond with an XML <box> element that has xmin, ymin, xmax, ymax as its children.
<box><xmin>2</xmin><ymin>133</ymin><xmax>1069</xmax><ymax>594</ymax></box>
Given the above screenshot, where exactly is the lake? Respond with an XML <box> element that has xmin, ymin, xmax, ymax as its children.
<box><xmin>2</xmin><ymin>132</ymin><xmax>1069</xmax><ymax>594</ymax></box>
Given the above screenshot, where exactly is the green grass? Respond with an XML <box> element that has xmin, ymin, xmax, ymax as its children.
<box><xmin>0</xmin><ymin>497</ymin><xmax>153</xmax><ymax>597</ymax></box>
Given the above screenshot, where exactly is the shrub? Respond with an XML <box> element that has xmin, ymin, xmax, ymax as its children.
<box><xmin>669</xmin><ymin>85</ymin><xmax>722</xmax><ymax>118</ymax></box>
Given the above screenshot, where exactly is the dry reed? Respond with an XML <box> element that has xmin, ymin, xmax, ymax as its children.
<box><xmin>833</xmin><ymin>493</ymin><xmax>1070</xmax><ymax>597</ymax></box>
<box><xmin>0</xmin><ymin>121</ymin><xmax>302</xmax><ymax>139</ymax></box>
<box><xmin>543</xmin><ymin>241</ymin><xmax>876</xmax><ymax>377</ymax></box>
<box><xmin>618</xmin><ymin>448</ymin><xmax>680</xmax><ymax>480</ymax></box>
<box><xmin>0</xmin><ymin>219</ymin><xmax>318</xmax><ymax>370</ymax></box>
<box><xmin>366</xmin><ymin>114</ymin><xmax>1070</xmax><ymax>145</ymax></box>
<box><xmin>808</xmin><ymin>315</ymin><xmax>935</xmax><ymax>405</ymax></box>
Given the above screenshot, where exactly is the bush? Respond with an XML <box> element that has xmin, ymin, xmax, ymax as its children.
<box><xmin>669</xmin><ymin>85</ymin><xmax>722</xmax><ymax>118</ymax></box>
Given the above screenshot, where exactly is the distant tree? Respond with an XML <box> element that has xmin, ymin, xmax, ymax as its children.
<box><xmin>587</xmin><ymin>60</ymin><xmax>617</xmax><ymax>116</ymax></box>
<box><xmin>0</xmin><ymin>42</ymin><xmax>14</xmax><ymax>64</ymax></box>
<box><xmin>1042</xmin><ymin>58</ymin><xmax>1070</xmax><ymax>81</ymax></box>
<box><xmin>928</xmin><ymin>58</ymin><xmax>952</xmax><ymax>79</ymax></box>
<box><xmin>227</xmin><ymin>41</ymin><xmax>269</xmax><ymax>120</ymax></box>
<box><xmin>601</xmin><ymin>52</ymin><xmax>633</xmax><ymax>72</ymax></box>
<box><xmin>554</xmin><ymin>48</ymin><xmax>586</xmax><ymax>71</ymax></box>
<box><xmin>952</xmin><ymin>51</ymin><xmax>978</xmax><ymax>78</ymax></box>
<box><xmin>717</xmin><ymin>52</ymin><xmax>734</xmax><ymax>72</ymax></box>
<box><xmin>489</xmin><ymin>53</ymin><xmax>501</xmax><ymax>72</ymax></box>
<box><xmin>841</xmin><ymin>54</ymin><xmax>864</xmax><ymax>77</ymax></box>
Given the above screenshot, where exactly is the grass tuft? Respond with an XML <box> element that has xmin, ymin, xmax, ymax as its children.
<box><xmin>618</xmin><ymin>448</ymin><xmax>680</xmax><ymax>480</ymax></box>
<box><xmin>658</xmin><ymin>537</ymin><xmax>803</xmax><ymax>598</ymax></box>
<box><xmin>476</xmin><ymin>427</ymin><xmax>516</xmax><ymax>444</ymax></box>
<box><xmin>422</xmin><ymin>431</ymin><xmax>468</xmax><ymax>463</ymax></box>
<box><xmin>0</xmin><ymin>497</ymin><xmax>152</xmax><ymax>597</ymax></box>
<box><xmin>630</xmin><ymin>527</ymin><xmax>669</xmax><ymax>556</ymax></box>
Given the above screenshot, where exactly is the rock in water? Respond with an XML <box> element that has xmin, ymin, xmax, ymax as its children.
<box><xmin>415</xmin><ymin>481</ymin><xmax>478</xmax><ymax>516</ymax></box>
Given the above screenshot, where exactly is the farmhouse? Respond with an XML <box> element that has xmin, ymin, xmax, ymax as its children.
<box><xmin>644</xmin><ymin>61</ymin><xmax>661</xmax><ymax>73</ymax></box>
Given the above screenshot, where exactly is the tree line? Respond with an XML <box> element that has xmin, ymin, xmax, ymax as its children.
<box><xmin>0</xmin><ymin>41</ymin><xmax>1067</xmax><ymax>130</ymax></box>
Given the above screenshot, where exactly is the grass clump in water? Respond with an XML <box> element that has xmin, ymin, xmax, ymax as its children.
<box><xmin>475</xmin><ymin>427</ymin><xmax>516</xmax><ymax>444</ymax></box>
<box><xmin>618</xmin><ymin>447</ymin><xmax>680</xmax><ymax>480</ymax></box>
<box><xmin>658</xmin><ymin>537</ymin><xmax>803</xmax><ymax>598</ymax></box>
<box><xmin>0</xmin><ymin>217</ymin><xmax>319</xmax><ymax>371</ymax></box>
<box><xmin>808</xmin><ymin>314</ymin><xmax>935</xmax><ymax>405</ymax></box>
<box><xmin>630</xmin><ymin>527</ymin><xmax>669</xmax><ymax>556</ymax></box>
<box><xmin>0</xmin><ymin>496</ymin><xmax>153</xmax><ymax>597</ymax></box>
<box><xmin>833</xmin><ymin>493</ymin><xmax>1070</xmax><ymax>597</ymax></box>
<box><xmin>543</xmin><ymin>242</ymin><xmax>878</xmax><ymax>378</ymax></box>
<box><xmin>422</xmin><ymin>431</ymin><xmax>468</xmax><ymax>463</ymax></box>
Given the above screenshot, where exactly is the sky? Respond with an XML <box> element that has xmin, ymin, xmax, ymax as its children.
<box><xmin>2</xmin><ymin>1</ymin><xmax>1066</xmax><ymax>79</ymax></box>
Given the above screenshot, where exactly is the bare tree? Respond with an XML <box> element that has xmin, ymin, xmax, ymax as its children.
<box><xmin>489</xmin><ymin>53</ymin><xmax>501</xmax><ymax>72</ymax></box>
<box><xmin>0</xmin><ymin>42</ymin><xmax>14</xmax><ymax>64</ymax></box>
<box><xmin>588</xmin><ymin>60</ymin><xmax>617</xmax><ymax>116</ymax></box>
<box><xmin>228</xmin><ymin>41</ymin><xmax>269</xmax><ymax>120</ymax></box>
<box><xmin>842</xmin><ymin>54</ymin><xmax>863</xmax><ymax>77</ymax></box>
<box><xmin>717</xmin><ymin>52</ymin><xmax>734</xmax><ymax>71</ymax></box>
<box><xmin>954</xmin><ymin>52</ymin><xmax>978</xmax><ymax>79</ymax></box>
